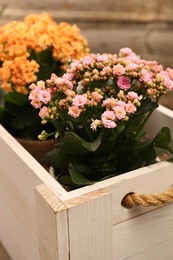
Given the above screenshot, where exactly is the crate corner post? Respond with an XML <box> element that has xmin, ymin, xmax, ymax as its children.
<box><xmin>66</xmin><ymin>188</ymin><xmax>113</xmax><ymax>260</ymax></box>
<box><xmin>35</xmin><ymin>184</ymin><xmax>69</xmax><ymax>260</ymax></box>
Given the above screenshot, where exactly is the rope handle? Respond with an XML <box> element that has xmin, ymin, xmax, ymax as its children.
<box><xmin>122</xmin><ymin>185</ymin><xmax>173</xmax><ymax>207</ymax></box>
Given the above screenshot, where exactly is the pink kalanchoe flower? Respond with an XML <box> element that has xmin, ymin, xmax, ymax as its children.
<box><xmin>114</xmin><ymin>106</ymin><xmax>126</xmax><ymax>119</ymax></box>
<box><xmin>29</xmin><ymin>82</ymin><xmax>37</xmax><ymax>90</ymax></box>
<box><xmin>101</xmin><ymin>111</ymin><xmax>117</xmax><ymax>128</ymax></box>
<box><xmin>102</xmin><ymin>66</ymin><xmax>112</xmax><ymax>75</ymax></box>
<box><xmin>117</xmin><ymin>76</ymin><xmax>131</xmax><ymax>90</ymax></box>
<box><xmin>82</xmin><ymin>56</ymin><xmax>94</xmax><ymax>65</ymax></box>
<box><xmin>91</xmin><ymin>91</ymin><xmax>103</xmax><ymax>103</ymax></box>
<box><xmin>126</xmin><ymin>91</ymin><xmax>141</xmax><ymax>101</ymax></box>
<box><xmin>72</xmin><ymin>94</ymin><xmax>88</xmax><ymax>107</ymax></box>
<box><xmin>90</xmin><ymin>119</ymin><xmax>102</xmax><ymax>131</ymax></box>
<box><xmin>140</xmin><ymin>68</ymin><xmax>153</xmax><ymax>83</ymax></box>
<box><xmin>126</xmin><ymin>62</ymin><xmax>139</xmax><ymax>71</ymax></box>
<box><xmin>115</xmin><ymin>100</ymin><xmax>126</xmax><ymax>107</ymax></box>
<box><xmin>62</xmin><ymin>73</ymin><xmax>74</xmax><ymax>81</ymax></box>
<box><xmin>113</xmin><ymin>64</ymin><xmax>125</xmax><ymax>76</ymax></box>
<box><xmin>39</xmin><ymin>106</ymin><xmax>49</xmax><ymax>119</ymax></box>
<box><xmin>96</xmin><ymin>54</ymin><xmax>109</xmax><ymax>63</ymax></box>
<box><xmin>102</xmin><ymin>98</ymin><xmax>117</xmax><ymax>109</ymax></box>
<box><xmin>28</xmin><ymin>85</ymin><xmax>43</xmax><ymax>109</ymax></box>
<box><xmin>166</xmin><ymin>68</ymin><xmax>173</xmax><ymax>80</ymax></box>
<box><xmin>54</xmin><ymin>77</ymin><xmax>73</xmax><ymax>90</ymax></box>
<box><xmin>125</xmin><ymin>102</ymin><xmax>137</xmax><ymax>114</ymax></box>
<box><xmin>38</xmin><ymin>89</ymin><xmax>51</xmax><ymax>104</ymax></box>
<box><xmin>68</xmin><ymin>106</ymin><xmax>82</xmax><ymax>118</ymax></box>
<box><xmin>119</xmin><ymin>48</ymin><xmax>139</xmax><ymax>60</ymax></box>
<box><xmin>119</xmin><ymin>47</ymin><xmax>133</xmax><ymax>56</ymax></box>
<box><xmin>164</xmin><ymin>77</ymin><xmax>173</xmax><ymax>90</ymax></box>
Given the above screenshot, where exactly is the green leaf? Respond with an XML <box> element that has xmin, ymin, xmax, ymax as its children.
<box><xmin>11</xmin><ymin>108</ymin><xmax>39</xmax><ymax>129</ymax></box>
<box><xmin>4</xmin><ymin>92</ymin><xmax>28</xmax><ymax>106</ymax></box>
<box><xmin>62</xmin><ymin>131</ymin><xmax>102</xmax><ymax>156</ymax></box>
<box><xmin>43</xmin><ymin>148</ymin><xmax>62</xmax><ymax>167</ymax></box>
<box><xmin>137</xmin><ymin>98</ymin><xmax>158</xmax><ymax>115</ymax></box>
<box><xmin>153</xmin><ymin>127</ymin><xmax>171</xmax><ymax>149</ymax></box>
<box><xmin>69</xmin><ymin>163</ymin><xmax>95</xmax><ymax>185</ymax></box>
<box><xmin>59</xmin><ymin>175</ymin><xmax>76</xmax><ymax>187</ymax></box>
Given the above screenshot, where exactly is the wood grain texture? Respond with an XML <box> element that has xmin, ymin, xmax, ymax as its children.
<box><xmin>0</xmin><ymin>125</ymin><xmax>68</xmax><ymax>260</ymax></box>
<box><xmin>113</xmin><ymin>204</ymin><xmax>173</xmax><ymax>259</ymax></box>
<box><xmin>66</xmin><ymin>189</ymin><xmax>112</xmax><ymax>260</ymax></box>
<box><xmin>35</xmin><ymin>184</ymin><xmax>69</xmax><ymax>260</ymax></box>
<box><xmin>0</xmin><ymin>106</ymin><xmax>173</xmax><ymax>259</ymax></box>
<box><xmin>0</xmin><ymin>194</ymin><xmax>39</xmax><ymax>260</ymax></box>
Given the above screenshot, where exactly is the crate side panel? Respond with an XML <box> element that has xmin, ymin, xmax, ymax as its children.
<box><xmin>145</xmin><ymin>105</ymin><xmax>173</xmax><ymax>138</ymax></box>
<box><xmin>0</xmin><ymin>162</ymin><xmax>40</xmax><ymax>236</ymax></box>
<box><xmin>35</xmin><ymin>184</ymin><xmax>69</xmax><ymax>260</ymax></box>
<box><xmin>113</xmin><ymin>203</ymin><xmax>173</xmax><ymax>259</ymax></box>
<box><xmin>0</xmin><ymin>194</ymin><xmax>40</xmax><ymax>260</ymax></box>
<box><xmin>66</xmin><ymin>161</ymin><xmax>173</xmax><ymax>224</ymax></box>
<box><xmin>67</xmin><ymin>190</ymin><xmax>112</xmax><ymax>260</ymax></box>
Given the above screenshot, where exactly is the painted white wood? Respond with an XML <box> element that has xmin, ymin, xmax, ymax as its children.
<box><xmin>0</xmin><ymin>163</ymin><xmax>38</xmax><ymax>242</ymax></box>
<box><xmin>0</xmin><ymin>194</ymin><xmax>39</xmax><ymax>260</ymax></box>
<box><xmin>0</xmin><ymin>125</ymin><xmax>67</xmax><ymax>199</ymax></box>
<box><xmin>0</xmin><ymin>104</ymin><xmax>173</xmax><ymax>260</ymax></box>
<box><xmin>66</xmin><ymin>161</ymin><xmax>173</xmax><ymax>224</ymax></box>
<box><xmin>35</xmin><ymin>184</ymin><xmax>69</xmax><ymax>260</ymax></box>
<box><xmin>145</xmin><ymin>105</ymin><xmax>173</xmax><ymax>138</ymax></box>
<box><xmin>0</xmin><ymin>125</ymin><xmax>68</xmax><ymax>260</ymax></box>
<box><xmin>113</xmin><ymin>203</ymin><xmax>173</xmax><ymax>260</ymax></box>
<box><xmin>65</xmin><ymin>189</ymin><xmax>112</xmax><ymax>260</ymax></box>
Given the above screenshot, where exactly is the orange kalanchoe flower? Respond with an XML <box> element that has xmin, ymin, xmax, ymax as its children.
<box><xmin>24</xmin><ymin>13</ymin><xmax>58</xmax><ymax>53</ymax></box>
<box><xmin>53</xmin><ymin>22</ymin><xmax>89</xmax><ymax>64</ymax></box>
<box><xmin>0</xmin><ymin>56</ymin><xmax>39</xmax><ymax>94</ymax></box>
<box><xmin>0</xmin><ymin>13</ymin><xmax>89</xmax><ymax>94</ymax></box>
<box><xmin>0</xmin><ymin>21</ymin><xmax>29</xmax><ymax>61</ymax></box>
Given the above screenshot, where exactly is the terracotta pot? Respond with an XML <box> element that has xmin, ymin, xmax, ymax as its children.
<box><xmin>16</xmin><ymin>138</ymin><xmax>57</xmax><ymax>170</ymax></box>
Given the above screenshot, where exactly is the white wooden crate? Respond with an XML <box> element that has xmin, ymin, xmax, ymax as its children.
<box><xmin>0</xmin><ymin>105</ymin><xmax>173</xmax><ymax>260</ymax></box>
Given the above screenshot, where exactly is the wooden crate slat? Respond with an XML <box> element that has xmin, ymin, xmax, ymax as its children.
<box><xmin>0</xmin><ymin>164</ymin><xmax>38</xmax><ymax>242</ymax></box>
<box><xmin>0</xmin><ymin>194</ymin><xmax>39</xmax><ymax>260</ymax></box>
<box><xmin>65</xmin><ymin>161</ymin><xmax>173</xmax><ymax>224</ymax></box>
<box><xmin>65</xmin><ymin>189</ymin><xmax>112</xmax><ymax>260</ymax></box>
<box><xmin>112</xmin><ymin>203</ymin><xmax>173</xmax><ymax>259</ymax></box>
<box><xmin>35</xmin><ymin>184</ymin><xmax>69</xmax><ymax>260</ymax></box>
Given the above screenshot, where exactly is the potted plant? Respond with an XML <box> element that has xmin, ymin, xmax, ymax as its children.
<box><xmin>29</xmin><ymin>48</ymin><xmax>173</xmax><ymax>188</ymax></box>
<box><xmin>0</xmin><ymin>13</ymin><xmax>89</xmax><ymax>164</ymax></box>
<box><xmin>1</xmin><ymin>48</ymin><xmax>173</xmax><ymax>260</ymax></box>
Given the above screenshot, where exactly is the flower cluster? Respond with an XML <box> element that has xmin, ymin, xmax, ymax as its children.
<box><xmin>0</xmin><ymin>13</ymin><xmax>89</xmax><ymax>140</ymax></box>
<box><xmin>28</xmin><ymin>48</ymin><xmax>173</xmax><ymax>187</ymax></box>
<box><xmin>0</xmin><ymin>13</ymin><xmax>89</xmax><ymax>94</ymax></box>
<box><xmin>29</xmin><ymin>48</ymin><xmax>173</xmax><ymax>133</ymax></box>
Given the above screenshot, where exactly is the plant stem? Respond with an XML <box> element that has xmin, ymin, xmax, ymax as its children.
<box><xmin>83</xmin><ymin>122</ymin><xmax>93</xmax><ymax>142</ymax></box>
<box><xmin>134</xmin><ymin>110</ymin><xmax>154</xmax><ymax>140</ymax></box>
<box><xmin>52</xmin><ymin>120</ymin><xmax>64</xmax><ymax>140</ymax></box>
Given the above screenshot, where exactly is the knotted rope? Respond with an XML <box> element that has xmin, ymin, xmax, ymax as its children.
<box><xmin>122</xmin><ymin>185</ymin><xmax>173</xmax><ymax>207</ymax></box>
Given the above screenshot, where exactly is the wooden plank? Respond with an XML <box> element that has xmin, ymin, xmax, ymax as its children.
<box><xmin>65</xmin><ymin>161</ymin><xmax>173</xmax><ymax>224</ymax></box>
<box><xmin>0</xmin><ymin>125</ymin><xmax>68</xmax><ymax>260</ymax></box>
<box><xmin>1</xmin><ymin>9</ymin><xmax>173</xmax><ymax>23</ymax></box>
<box><xmin>0</xmin><ymin>0</ymin><xmax>173</xmax><ymax>15</ymax></box>
<box><xmin>145</xmin><ymin>105</ymin><xmax>173</xmax><ymax>138</ymax></box>
<box><xmin>65</xmin><ymin>189</ymin><xmax>112</xmax><ymax>260</ymax></box>
<box><xmin>0</xmin><ymin>164</ymin><xmax>38</xmax><ymax>242</ymax></box>
<box><xmin>61</xmin><ymin>106</ymin><xmax>173</xmax><ymax>223</ymax></box>
<box><xmin>0</xmin><ymin>125</ymin><xmax>67</xmax><ymax>202</ymax></box>
<box><xmin>35</xmin><ymin>184</ymin><xmax>69</xmax><ymax>260</ymax></box>
<box><xmin>113</xmin><ymin>203</ymin><xmax>173</xmax><ymax>259</ymax></box>
<box><xmin>0</xmin><ymin>194</ymin><xmax>39</xmax><ymax>260</ymax></box>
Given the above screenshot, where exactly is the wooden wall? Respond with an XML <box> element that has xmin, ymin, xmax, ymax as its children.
<box><xmin>0</xmin><ymin>0</ymin><xmax>173</xmax><ymax>68</ymax></box>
